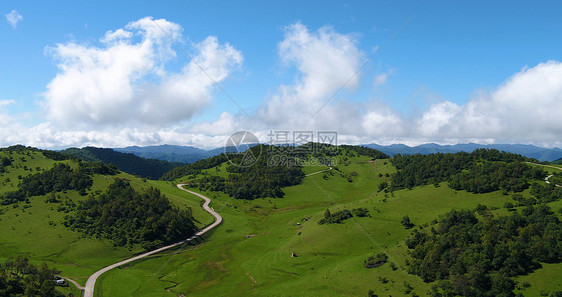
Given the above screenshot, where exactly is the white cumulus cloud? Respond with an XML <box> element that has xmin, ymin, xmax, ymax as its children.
<box><xmin>5</xmin><ymin>10</ymin><xmax>22</xmax><ymax>28</ymax></box>
<box><xmin>255</xmin><ymin>22</ymin><xmax>364</xmax><ymax>129</ymax></box>
<box><xmin>44</xmin><ymin>17</ymin><xmax>242</xmax><ymax>128</ymax></box>
<box><xmin>417</xmin><ymin>60</ymin><xmax>562</xmax><ymax>144</ymax></box>
<box><xmin>198</xmin><ymin>23</ymin><xmax>406</xmax><ymax>141</ymax></box>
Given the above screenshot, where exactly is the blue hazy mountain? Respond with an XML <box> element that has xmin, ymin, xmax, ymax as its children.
<box><xmin>114</xmin><ymin>143</ymin><xmax>562</xmax><ymax>163</ymax></box>
<box><xmin>114</xmin><ymin>145</ymin><xmax>209</xmax><ymax>163</ymax></box>
<box><xmin>363</xmin><ymin>143</ymin><xmax>562</xmax><ymax>162</ymax></box>
<box><xmin>114</xmin><ymin>144</ymin><xmax>256</xmax><ymax>164</ymax></box>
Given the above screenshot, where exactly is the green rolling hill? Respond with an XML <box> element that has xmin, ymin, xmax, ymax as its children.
<box><xmin>0</xmin><ymin>145</ymin><xmax>213</xmax><ymax>296</ymax></box>
<box><xmin>1</xmin><ymin>144</ymin><xmax>561</xmax><ymax>297</ymax></box>
<box><xmin>100</xmin><ymin>144</ymin><xmax>562</xmax><ymax>297</ymax></box>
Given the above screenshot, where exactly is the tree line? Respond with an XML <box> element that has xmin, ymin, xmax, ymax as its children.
<box><xmin>1</xmin><ymin>162</ymin><xmax>117</xmax><ymax>205</ymax></box>
<box><xmin>390</xmin><ymin>149</ymin><xmax>546</xmax><ymax>193</ymax></box>
<box><xmin>318</xmin><ymin>207</ymin><xmax>370</xmax><ymax>225</ymax></box>
<box><xmin>64</xmin><ymin>179</ymin><xmax>197</xmax><ymax>249</ymax></box>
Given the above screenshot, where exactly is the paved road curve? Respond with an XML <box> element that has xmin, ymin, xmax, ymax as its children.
<box><xmin>83</xmin><ymin>185</ymin><xmax>222</xmax><ymax>297</ymax></box>
<box><xmin>526</xmin><ymin>162</ymin><xmax>562</xmax><ymax>187</ymax></box>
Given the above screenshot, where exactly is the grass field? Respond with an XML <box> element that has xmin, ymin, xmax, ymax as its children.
<box><xmin>0</xmin><ymin>149</ymin><xmax>213</xmax><ymax>294</ymax></box>
<box><xmin>2</xmin><ymin>150</ymin><xmax>560</xmax><ymax>296</ymax></box>
<box><xmin>94</xmin><ymin>156</ymin><xmax>562</xmax><ymax>297</ymax></box>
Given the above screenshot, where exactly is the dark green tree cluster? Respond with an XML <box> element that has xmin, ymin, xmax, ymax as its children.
<box><xmin>448</xmin><ymin>161</ymin><xmax>545</xmax><ymax>194</ymax></box>
<box><xmin>405</xmin><ymin>206</ymin><xmax>562</xmax><ymax>296</ymax></box>
<box><xmin>391</xmin><ymin>149</ymin><xmax>545</xmax><ymax>193</ymax></box>
<box><xmin>318</xmin><ymin>208</ymin><xmax>353</xmax><ymax>224</ymax></box>
<box><xmin>530</xmin><ymin>183</ymin><xmax>562</xmax><ymax>203</ymax></box>
<box><xmin>62</xmin><ymin>147</ymin><xmax>183</xmax><ymax>180</ymax></box>
<box><xmin>298</xmin><ymin>142</ymin><xmax>388</xmax><ymax>159</ymax></box>
<box><xmin>1</xmin><ymin>163</ymin><xmax>96</xmax><ymax>205</ymax></box>
<box><xmin>64</xmin><ymin>179</ymin><xmax>197</xmax><ymax>249</ymax></box>
<box><xmin>364</xmin><ymin>252</ymin><xmax>388</xmax><ymax>268</ymax></box>
<box><xmin>223</xmin><ymin>165</ymin><xmax>303</xmax><ymax>199</ymax></box>
<box><xmin>41</xmin><ymin>150</ymin><xmax>70</xmax><ymax>161</ymax></box>
<box><xmin>339</xmin><ymin>145</ymin><xmax>389</xmax><ymax>159</ymax></box>
<box><xmin>352</xmin><ymin>208</ymin><xmax>370</xmax><ymax>217</ymax></box>
<box><xmin>549</xmin><ymin>173</ymin><xmax>562</xmax><ymax>186</ymax></box>
<box><xmin>1</xmin><ymin>145</ymin><xmax>36</xmax><ymax>153</ymax></box>
<box><xmin>2</xmin><ymin>145</ymin><xmax>26</xmax><ymax>151</ymax></box>
<box><xmin>181</xmin><ymin>145</ymin><xmax>305</xmax><ymax>200</ymax></box>
<box><xmin>401</xmin><ymin>215</ymin><xmax>414</xmax><ymax>229</ymax></box>
<box><xmin>0</xmin><ymin>256</ymin><xmax>64</xmax><ymax>297</ymax></box>
<box><xmin>77</xmin><ymin>161</ymin><xmax>118</xmax><ymax>176</ymax></box>
<box><xmin>196</xmin><ymin>175</ymin><xmax>227</xmax><ymax>192</ymax></box>
<box><xmin>0</xmin><ymin>156</ymin><xmax>12</xmax><ymax>173</ymax></box>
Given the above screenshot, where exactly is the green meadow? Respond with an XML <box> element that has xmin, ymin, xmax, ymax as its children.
<box><xmin>2</xmin><ymin>149</ymin><xmax>560</xmax><ymax>296</ymax></box>
<box><xmin>94</xmin><ymin>156</ymin><xmax>562</xmax><ymax>297</ymax></box>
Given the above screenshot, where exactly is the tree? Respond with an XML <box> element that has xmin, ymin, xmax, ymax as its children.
<box><xmin>364</xmin><ymin>253</ymin><xmax>388</xmax><ymax>268</ymax></box>
<box><xmin>378</xmin><ymin>181</ymin><xmax>388</xmax><ymax>192</ymax></box>
<box><xmin>401</xmin><ymin>215</ymin><xmax>414</xmax><ymax>229</ymax></box>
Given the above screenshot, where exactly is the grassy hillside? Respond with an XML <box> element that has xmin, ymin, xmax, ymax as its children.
<box><xmin>2</xmin><ymin>145</ymin><xmax>559</xmax><ymax>296</ymax></box>
<box><xmin>0</xmin><ymin>146</ymin><xmax>213</xmax><ymax>295</ymax></box>
<box><xmin>94</xmin><ymin>149</ymin><xmax>562</xmax><ymax>297</ymax></box>
<box><xmin>62</xmin><ymin>146</ymin><xmax>185</xmax><ymax>180</ymax></box>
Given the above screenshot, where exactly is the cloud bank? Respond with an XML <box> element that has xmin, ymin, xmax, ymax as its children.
<box><xmin>1</xmin><ymin>20</ymin><xmax>561</xmax><ymax>149</ymax></box>
<box><xmin>417</xmin><ymin>61</ymin><xmax>562</xmax><ymax>145</ymax></box>
<box><xmin>193</xmin><ymin>24</ymin><xmax>562</xmax><ymax>148</ymax></box>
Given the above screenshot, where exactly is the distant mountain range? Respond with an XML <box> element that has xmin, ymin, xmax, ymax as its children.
<box><xmin>362</xmin><ymin>143</ymin><xmax>562</xmax><ymax>162</ymax></box>
<box><xmin>113</xmin><ymin>145</ymin><xmax>211</xmax><ymax>163</ymax></box>
<box><xmin>114</xmin><ymin>143</ymin><xmax>562</xmax><ymax>163</ymax></box>
<box><xmin>114</xmin><ymin>144</ymin><xmax>253</xmax><ymax>163</ymax></box>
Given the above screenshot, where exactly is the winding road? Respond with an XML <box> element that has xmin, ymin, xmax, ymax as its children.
<box><xmin>82</xmin><ymin>184</ymin><xmax>222</xmax><ymax>297</ymax></box>
<box><xmin>526</xmin><ymin>162</ymin><xmax>562</xmax><ymax>187</ymax></box>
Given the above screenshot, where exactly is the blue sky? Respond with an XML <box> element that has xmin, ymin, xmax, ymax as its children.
<box><xmin>1</xmin><ymin>1</ymin><xmax>562</xmax><ymax>148</ymax></box>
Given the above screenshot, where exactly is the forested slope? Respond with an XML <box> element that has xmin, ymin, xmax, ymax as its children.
<box><xmin>62</xmin><ymin>146</ymin><xmax>185</xmax><ymax>179</ymax></box>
